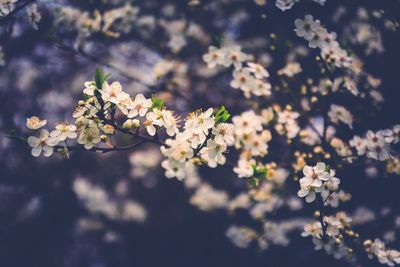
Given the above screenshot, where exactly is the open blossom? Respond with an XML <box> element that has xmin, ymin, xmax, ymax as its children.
<box><xmin>203</xmin><ymin>46</ymin><xmax>224</xmax><ymax>68</ymax></box>
<box><xmin>50</xmin><ymin>122</ymin><xmax>77</xmax><ymax>141</ymax></box>
<box><xmin>222</xmin><ymin>46</ymin><xmax>248</xmax><ymax>69</ymax></box>
<box><xmin>161</xmin><ymin>138</ymin><xmax>193</xmax><ymax>163</ymax></box>
<box><xmin>247</xmin><ymin>62</ymin><xmax>269</xmax><ymax>79</ymax></box>
<box><xmin>234</xmin><ymin>158</ymin><xmax>255</xmax><ymax>178</ymax></box>
<box><xmin>127</xmin><ymin>94</ymin><xmax>152</xmax><ymax>118</ymax></box>
<box><xmin>213</xmin><ymin>123</ymin><xmax>234</xmax><ymax>146</ymax></box>
<box><xmin>349</xmin><ymin>135</ymin><xmax>367</xmax><ymax>156</ymax></box>
<box><xmin>28</xmin><ymin>129</ymin><xmax>58</xmax><ymax>157</ymax></box>
<box><xmin>301</xmin><ymin>221</ymin><xmax>323</xmax><ymax>239</ymax></box>
<box><xmin>295</xmin><ymin>15</ymin><xmax>317</xmax><ymax>40</ymax></box>
<box><xmin>200</xmin><ymin>139</ymin><xmax>227</xmax><ymax>168</ymax></box>
<box><xmin>232</xmin><ymin>110</ymin><xmax>263</xmax><ymax>137</ymax></box>
<box><xmin>144</xmin><ymin>110</ymin><xmax>163</xmax><ymax>136</ymax></box>
<box><xmin>230</xmin><ymin>68</ymin><xmax>254</xmax><ymax>94</ymax></box>
<box><xmin>101</xmin><ymin>81</ymin><xmax>129</xmax><ymax>105</ymax></box>
<box><xmin>26</xmin><ymin>116</ymin><xmax>47</xmax><ymax>130</ymax></box>
<box><xmin>161</xmin><ymin>159</ymin><xmax>188</xmax><ymax>181</ymax></box>
<box><xmin>184</xmin><ymin>108</ymin><xmax>215</xmax><ymax>135</ymax></box>
<box><xmin>77</xmin><ymin>125</ymin><xmax>101</xmax><ymax>149</ymax></box>
<box><xmin>161</xmin><ymin>109</ymin><xmax>180</xmax><ymax>137</ymax></box>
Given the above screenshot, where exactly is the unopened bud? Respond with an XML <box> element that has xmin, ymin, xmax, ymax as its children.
<box><xmin>102</xmin><ymin>124</ymin><xmax>115</xmax><ymax>134</ymax></box>
<box><xmin>100</xmin><ymin>135</ymin><xmax>108</xmax><ymax>142</ymax></box>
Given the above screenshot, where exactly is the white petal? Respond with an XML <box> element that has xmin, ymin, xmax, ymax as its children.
<box><xmin>31</xmin><ymin>146</ymin><xmax>42</xmax><ymax>157</ymax></box>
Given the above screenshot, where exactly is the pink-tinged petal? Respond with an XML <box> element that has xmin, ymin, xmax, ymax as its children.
<box><xmin>147</xmin><ymin>126</ymin><xmax>156</xmax><ymax>136</ymax></box>
<box><xmin>303</xmin><ymin>166</ymin><xmax>312</xmax><ymax>177</ymax></box>
<box><xmin>306</xmin><ymin>192</ymin><xmax>316</xmax><ymax>203</ymax></box>
<box><xmin>28</xmin><ymin>136</ymin><xmax>40</xmax><ymax>147</ymax></box>
<box><xmin>298</xmin><ymin>189</ymin><xmax>309</xmax><ymax>198</ymax></box>
<box><xmin>42</xmin><ymin>146</ymin><xmax>53</xmax><ymax>157</ymax></box>
<box><xmin>31</xmin><ymin>146</ymin><xmax>42</xmax><ymax>157</ymax></box>
<box><xmin>315</xmin><ymin>162</ymin><xmax>326</xmax><ymax>172</ymax></box>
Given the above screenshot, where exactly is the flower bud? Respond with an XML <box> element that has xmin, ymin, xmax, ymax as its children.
<box><xmin>102</xmin><ymin>124</ymin><xmax>115</xmax><ymax>134</ymax></box>
<box><xmin>100</xmin><ymin>135</ymin><xmax>108</xmax><ymax>142</ymax></box>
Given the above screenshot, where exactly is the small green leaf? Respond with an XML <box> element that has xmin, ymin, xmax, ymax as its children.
<box><xmin>151</xmin><ymin>97</ymin><xmax>164</xmax><ymax>110</ymax></box>
<box><xmin>94</xmin><ymin>68</ymin><xmax>111</xmax><ymax>89</ymax></box>
<box><xmin>251</xmin><ymin>164</ymin><xmax>267</xmax><ymax>180</ymax></box>
<box><xmin>214</xmin><ymin>105</ymin><xmax>231</xmax><ymax>124</ymax></box>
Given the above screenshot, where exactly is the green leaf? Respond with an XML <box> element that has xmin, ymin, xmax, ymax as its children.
<box><xmin>94</xmin><ymin>68</ymin><xmax>111</xmax><ymax>89</ymax></box>
<box><xmin>211</xmin><ymin>35</ymin><xmax>224</xmax><ymax>48</ymax></box>
<box><xmin>214</xmin><ymin>105</ymin><xmax>231</xmax><ymax>124</ymax></box>
<box><xmin>151</xmin><ymin>97</ymin><xmax>164</xmax><ymax>110</ymax></box>
<box><xmin>251</xmin><ymin>164</ymin><xmax>267</xmax><ymax>180</ymax></box>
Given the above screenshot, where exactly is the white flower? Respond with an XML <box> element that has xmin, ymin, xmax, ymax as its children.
<box><xmin>161</xmin><ymin>109</ymin><xmax>180</xmax><ymax>137</ymax></box>
<box><xmin>161</xmin><ymin>159</ymin><xmax>187</xmax><ymax>180</ymax></box>
<box><xmin>349</xmin><ymin>135</ymin><xmax>367</xmax><ymax>156</ymax></box>
<box><xmin>101</xmin><ymin>81</ymin><xmax>129</xmax><ymax>105</ymax></box>
<box><xmin>234</xmin><ymin>158</ymin><xmax>255</xmax><ymax>178</ymax></box>
<box><xmin>161</xmin><ymin>138</ymin><xmax>194</xmax><ymax>163</ymax></box>
<box><xmin>295</xmin><ymin>15</ymin><xmax>316</xmax><ymax>40</ymax></box>
<box><xmin>232</xmin><ymin>110</ymin><xmax>263</xmax><ymax>137</ymax></box>
<box><xmin>213</xmin><ymin>123</ymin><xmax>234</xmax><ymax>146</ymax></box>
<box><xmin>276</xmin><ymin>0</ymin><xmax>298</xmax><ymax>11</ymax></box>
<box><xmin>252</xmin><ymin>79</ymin><xmax>272</xmax><ymax>97</ymax></box>
<box><xmin>184</xmin><ymin>108</ymin><xmax>215</xmax><ymax>135</ymax></box>
<box><xmin>200</xmin><ymin>139</ymin><xmax>227</xmax><ymax>168</ymax></box>
<box><xmin>50</xmin><ymin>122</ymin><xmax>77</xmax><ymax>141</ymax></box>
<box><xmin>230</xmin><ymin>68</ymin><xmax>255</xmax><ymax>94</ymax></box>
<box><xmin>28</xmin><ymin>129</ymin><xmax>57</xmax><ymax>157</ymax></box>
<box><xmin>203</xmin><ymin>46</ymin><xmax>224</xmax><ymax>68</ymax></box>
<box><xmin>302</xmin><ymin>221</ymin><xmax>323</xmax><ymax>239</ymax></box>
<box><xmin>247</xmin><ymin>62</ymin><xmax>269</xmax><ymax>79</ymax></box>
<box><xmin>144</xmin><ymin>110</ymin><xmax>163</xmax><ymax>136</ymax></box>
<box><xmin>222</xmin><ymin>46</ymin><xmax>248</xmax><ymax>69</ymax></box>
<box><xmin>77</xmin><ymin>125</ymin><xmax>101</xmax><ymax>149</ymax></box>
<box><xmin>26</xmin><ymin>116</ymin><xmax>47</xmax><ymax>130</ymax></box>
<box><xmin>127</xmin><ymin>94</ymin><xmax>152</xmax><ymax>118</ymax></box>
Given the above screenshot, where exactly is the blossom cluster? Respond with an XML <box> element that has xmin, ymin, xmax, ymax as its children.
<box><xmin>364</xmin><ymin>239</ymin><xmax>400</xmax><ymax>266</ymax></box>
<box><xmin>302</xmin><ymin>212</ymin><xmax>354</xmax><ymax>260</ymax></box>
<box><xmin>295</xmin><ymin>15</ymin><xmax>352</xmax><ymax>68</ymax></box>
<box><xmin>297</xmin><ymin>162</ymin><xmax>340</xmax><ymax>203</ymax></box>
<box><xmin>350</xmin><ymin>126</ymin><xmax>400</xmax><ymax>161</ymax></box>
<box><xmin>203</xmin><ymin>46</ymin><xmax>272</xmax><ymax>98</ymax></box>
<box><xmin>161</xmin><ymin>107</ymin><xmax>234</xmax><ymax>180</ymax></box>
<box><xmin>73</xmin><ymin>178</ymin><xmax>147</xmax><ymax>223</ymax></box>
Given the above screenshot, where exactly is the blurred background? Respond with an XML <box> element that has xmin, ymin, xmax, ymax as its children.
<box><xmin>0</xmin><ymin>0</ymin><xmax>400</xmax><ymax>266</ymax></box>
